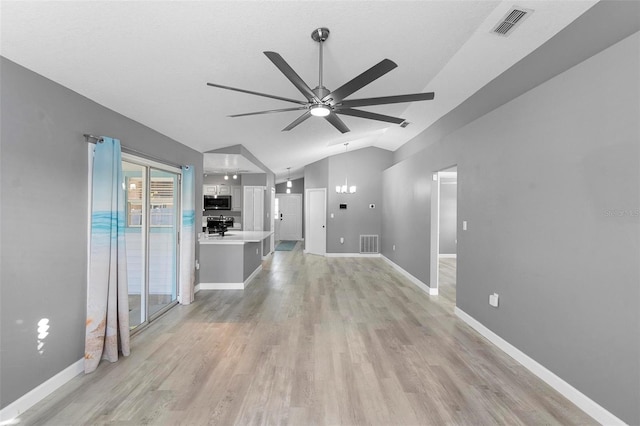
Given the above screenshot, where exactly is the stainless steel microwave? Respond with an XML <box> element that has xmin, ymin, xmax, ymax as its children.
<box><xmin>204</xmin><ymin>195</ymin><xmax>231</xmax><ymax>210</ymax></box>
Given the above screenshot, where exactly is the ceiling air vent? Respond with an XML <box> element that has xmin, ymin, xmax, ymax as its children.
<box><xmin>492</xmin><ymin>7</ymin><xmax>533</xmax><ymax>36</ymax></box>
<box><xmin>400</xmin><ymin>121</ymin><xmax>410</xmax><ymax>128</ymax></box>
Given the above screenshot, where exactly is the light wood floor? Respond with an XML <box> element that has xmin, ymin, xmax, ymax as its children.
<box><xmin>18</xmin><ymin>245</ymin><xmax>595</xmax><ymax>425</ymax></box>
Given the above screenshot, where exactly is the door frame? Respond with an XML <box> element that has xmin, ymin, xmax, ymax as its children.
<box><xmin>305</xmin><ymin>188</ymin><xmax>326</xmax><ymax>256</ymax></box>
<box><xmin>429</xmin><ymin>167</ymin><xmax>458</xmax><ymax>297</ymax></box>
<box><xmin>270</xmin><ymin>187</ymin><xmax>275</xmax><ymax>253</ymax></box>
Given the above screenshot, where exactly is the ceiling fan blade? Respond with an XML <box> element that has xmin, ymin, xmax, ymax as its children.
<box><xmin>264</xmin><ymin>51</ymin><xmax>319</xmax><ymax>102</ymax></box>
<box><xmin>283</xmin><ymin>111</ymin><xmax>312</xmax><ymax>131</ymax></box>
<box><xmin>339</xmin><ymin>92</ymin><xmax>435</xmax><ymax>108</ymax></box>
<box><xmin>335</xmin><ymin>108</ymin><xmax>404</xmax><ymax>124</ymax></box>
<box><xmin>324</xmin><ymin>113</ymin><xmax>350</xmax><ymax>134</ymax></box>
<box><xmin>206</xmin><ymin>82</ymin><xmax>307</xmax><ymax>105</ymax></box>
<box><xmin>229</xmin><ymin>107</ymin><xmax>308</xmax><ymax>118</ymax></box>
<box><xmin>323</xmin><ymin>59</ymin><xmax>397</xmax><ymax>104</ymax></box>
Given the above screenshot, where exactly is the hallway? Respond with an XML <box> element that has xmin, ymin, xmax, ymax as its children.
<box><xmin>19</xmin><ymin>245</ymin><xmax>594</xmax><ymax>425</ymax></box>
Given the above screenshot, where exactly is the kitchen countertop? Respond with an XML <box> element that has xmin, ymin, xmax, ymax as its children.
<box><xmin>199</xmin><ymin>230</ymin><xmax>273</xmax><ymax>245</ymax></box>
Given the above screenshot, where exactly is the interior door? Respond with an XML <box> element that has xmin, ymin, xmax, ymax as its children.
<box><xmin>305</xmin><ymin>188</ymin><xmax>326</xmax><ymax>256</ymax></box>
<box><xmin>277</xmin><ymin>194</ymin><xmax>302</xmax><ymax>241</ymax></box>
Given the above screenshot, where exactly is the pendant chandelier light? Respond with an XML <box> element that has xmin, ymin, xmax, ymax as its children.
<box><xmin>286</xmin><ymin>167</ymin><xmax>292</xmax><ymax>193</ymax></box>
<box><xmin>336</xmin><ymin>143</ymin><xmax>356</xmax><ymax>194</ymax></box>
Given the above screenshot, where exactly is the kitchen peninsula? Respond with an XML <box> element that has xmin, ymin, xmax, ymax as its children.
<box><xmin>198</xmin><ymin>230</ymin><xmax>273</xmax><ymax>290</ymax></box>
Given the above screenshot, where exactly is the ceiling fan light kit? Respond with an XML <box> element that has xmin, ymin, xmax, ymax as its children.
<box><xmin>207</xmin><ymin>27</ymin><xmax>435</xmax><ymax>133</ymax></box>
<box><xmin>309</xmin><ymin>104</ymin><xmax>331</xmax><ymax>117</ymax></box>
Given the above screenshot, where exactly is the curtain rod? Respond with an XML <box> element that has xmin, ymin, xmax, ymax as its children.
<box><xmin>84</xmin><ymin>134</ymin><xmax>103</xmax><ymax>143</ymax></box>
<box><xmin>84</xmin><ymin>134</ymin><xmax>186</xmax><ymax>169</ymax></box>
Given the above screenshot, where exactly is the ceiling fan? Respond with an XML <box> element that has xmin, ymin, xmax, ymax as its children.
<box><xmin>207</xmin><ymin>27</ymin><xmax>435</xmax><ymax>134</ymax></box>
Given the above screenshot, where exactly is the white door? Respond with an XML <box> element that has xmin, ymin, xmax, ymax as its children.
<box><xmin>243</xmin><ymin>186</ymin><xmax>264</xmax><ymax>231</ymax></box>
<box><xmin>270</xmin><ymin>187</ymin><xmax>275</xmax><ymax>253</ymax></box>
<box><xmin>305</xmin><ymin>188</ymin><xmax>326</xmax><ymax>256</ymax></box>
<box><xmin>274</xmin><ymin>197</ymin><xmax>281</xmax><ymax>241</ymax></box>
<box><xmin>276</xmin><ymin>194</ymin><xmax>302</xmax><ymax>241</ymax></box>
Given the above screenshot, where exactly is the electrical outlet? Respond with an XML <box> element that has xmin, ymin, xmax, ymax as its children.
<box><xmin>392</xmin><ymin>244</ymin><xmax>396</xmax><ymax>251</ymax></box>
<box><xmin>340</xmin><ymin>237</ymin><xmax>344</xmax><ymax>244</ymax></box>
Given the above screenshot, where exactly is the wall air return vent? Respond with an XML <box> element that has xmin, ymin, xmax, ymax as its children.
<box><xmin>360</xmin><ymin>235</ymin><xmax>379</xmax><ymax>254</ymax></box>
<box><xmin>492</xmin><ymin>7</ymin><xmax>533</xmax><ymax>36</ymax></box>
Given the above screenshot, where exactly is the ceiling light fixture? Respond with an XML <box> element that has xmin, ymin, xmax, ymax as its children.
<box><xmin>336</xmin><ymin>143</ymin><xmax>356</xmax><ymax>194</ymax></box>
<box><xmin>232</xmin><ymin>170</ymin><xmax>238</xmax><ymax>180</ymax></box>
<box><xmin>224</xmin><ymin>172</ymin><xmax>229</xmax><ymax>180</ymax></box>
<box><xmin>309</xmin><ymin>104</ymin><xmax>331</xmax><ymax>117</ymax></box>
<box><xmin>286</xmin><ymin>167</ymin><xmax>292</xmax><ymax>193</ymax></box>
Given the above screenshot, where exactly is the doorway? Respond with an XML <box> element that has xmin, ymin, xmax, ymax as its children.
<box><xmin>430</xmin><ymin>166</ymin><xmax>458</xmax><ymax>302</ymax></box>
<box><xmin>276</xmin><ymin>193</ymin><xmax>302</xmax><ymax>241</ymax></box>
<box><xmin>305</xmin><ymin>188</ymin><xmax>326</xmax><ymax>256</ymax></box>
<box><xmin>122</xmin><ymin>156</ymin><xmax>181</xmax><ymax>330</ymax></box>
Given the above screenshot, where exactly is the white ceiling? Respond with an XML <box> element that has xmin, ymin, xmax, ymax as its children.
<box><xmin>1</xmin><ymin>1</ymin><xmax>597</xmax><ymax>181</ymax></box>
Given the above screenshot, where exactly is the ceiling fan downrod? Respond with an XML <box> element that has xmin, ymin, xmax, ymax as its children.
<box><xmin>311</xmin><ymin>27</ymin><xmax>330</xmax><ymax>98</ymax></box>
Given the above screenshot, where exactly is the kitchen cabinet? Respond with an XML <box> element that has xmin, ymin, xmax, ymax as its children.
<box><xmin>203</xmin><ymin>184</ymin><xmax>231</xmax><ymax>195</ymax></box>
<box><xmin>232</xmin><ymin>186</ymin><xmax>242</xmax><ymax>210</ymax></box>
<box><xmin>203</xmin><ymin>185</ymin><xmax>218</xmax><ymax>195</ymax></box>
<box><xmin>217</xmin><ymin>184</ymin><xmax>231</xmax><ymax>195</ymax></box>
<box><xmin>243</xmin><ymin>186</ymin><xmax>264</xmax><ymax>231</ymax></box>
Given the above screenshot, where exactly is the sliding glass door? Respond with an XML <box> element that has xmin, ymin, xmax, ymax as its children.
<box><xmin>123</xmin><ymin>157</ymin><xmax>180</xmax><ymax>330</ymax></box>
<box><xmin>148</xmin><ymin>169</ymin><xmax>179</xmax><ymax>317</ymax></box>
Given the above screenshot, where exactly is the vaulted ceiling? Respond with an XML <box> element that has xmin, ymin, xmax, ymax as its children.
<box><xmin>1</xmin><ymin>1</ymin><xmax>597</xmax><ymax>181</ymax></box>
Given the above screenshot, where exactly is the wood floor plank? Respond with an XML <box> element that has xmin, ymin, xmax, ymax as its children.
<box><xmin>15</xmin><ymin>251</ymin><xmax>596</xmax><ymax>425</ymax></box>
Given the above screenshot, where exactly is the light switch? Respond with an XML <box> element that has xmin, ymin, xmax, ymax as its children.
<box><xmin>463</xmin><ymin>221</ymin><xmax>468</xmax><ymax>231</ymax></box>
<box><xmin>330</xmin><ymin>213</ymin><xmax>334</xmax><ymax>219</ymax></box>
<box><xmin>489</xmin><ymin>293</ymin><xmax>499</xmax><ymax>308</ymax></box>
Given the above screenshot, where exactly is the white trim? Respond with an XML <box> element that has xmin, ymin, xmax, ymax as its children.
<box><xmin>199</xmin><ymin>282</ymin><xmax>244</xmax><ymax>290</ymax></box>
<box><xmin>382</xmin><ymin>256</ymin><xmax>438</xmax><ymax>296</ymax></box>
<box><xmin>325</xmin><ymin>253</ymin><xmax>381</xmax><ymax>258</ymax></box>
<box><xmin>194</xmin><ymin>283</ymin><xmax>201</xmax><ymax>293</ymax></box>
<box><xmin>429</xmin><ymin>173</ymin><xmax>440</xmax><ymax>293</ymax></box>
<box><xmin>0</xmin><ymin>359</ymin><xmax>84</xmax><ymax>422</ymax></box>
<box><xmin>454</xmin><ymin>307</ymin><xmax>626</xmax><ymax>426</ymax></box>
<box><xmin>121</xmin><ymin>152</ymin><xmax>181</xmax><ymax>174</ymax></box>
<box><xmin>244</xmin><ymin>264</ymin><xmax>262</xmax><ymax>287</ymax></box>
<box><xmin>198</xmin><ymin>265</ymin><xmax>262</xmax><ymax>290</ymax></box>
<box><xmin>438</xmin><ymin>253</ymin><xmax>457</xmax><ymax>258</ymax></box>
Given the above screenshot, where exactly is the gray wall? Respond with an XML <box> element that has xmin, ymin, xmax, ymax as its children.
<box><xmin>304</xmin><ymin>157</ymin><xmax>328</xmax><ymax>189</ymax></box>
<box><xmin>0</xmin><ymin>57</ymin><xmax>203</xmax><ymax>409</ymax></box>
<box><xmin>203</xmin><ymin>174</ymin><xmax>242</xmax><ymax>186</ymax></box>
<box><xmin>382</xmin><ymin>32</ymin><xmax>640</xmax><ymax>424</ymax></box>
<box><xmin>305</xmin><ymin>148</ymin><xmax>392</xmax><ymax>254</ymax></box>
<box><xmin>275</xmin><ymin>177</ymin><xmax>304</xmax><ymax>194</ymax></box>
<box><xmin>328</xmin><ymin>147</ymin><xmax>392</xmax><ymax>253</ymax></box>
<box><xmin>439</xmin><ymin>178</ymin><xmax>457</xmax><ymax>255</ymax></box>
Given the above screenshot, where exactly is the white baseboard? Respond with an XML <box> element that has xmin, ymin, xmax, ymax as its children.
<box><xmin>438</xmin><ymin>253</ymin><xmax>457</xmax><ymax>258</ymax></box>
<box><xmin>0</xmin><ymin>358</ymin><xmax>84</xmax><ymax>422</ymax></box>
<box><xmin>194</xmin><ymin>283</ymin><xmax>201</xmax><ymax>293</ymax></box>
<box><xmin>382</xmin><ymin>256</ymin><xmax>438</xmax><ymax>295</ymax></box>
<box><xmin>198</xmin><ymin>265</ymin><xmax>262</xmax><ymax>291</ymax></box>
<box><xmin>454</xmin><ymin>307</ymin><xmax>625</xmax><ymax>426</ymax></box>
<box><xmin>325</xmin><ymin>253</ymin><xmax>381</xmax><ymax>258</ymax></box>
<box><xmin>199</xmin><ymin>282</ymin><xmax>244</xmax><ymax>290</ymax></box>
